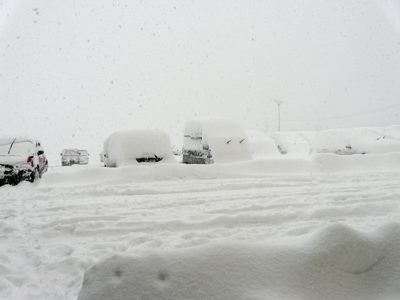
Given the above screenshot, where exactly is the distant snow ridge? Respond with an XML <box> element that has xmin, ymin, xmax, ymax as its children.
<box><xmin>78</xmin><ymin>223</ymin><xmax>400</xmax><ymax>300</ymax></box>
<box><xmin>272</xmin><ymin>126</ymin><xmax>400</xmax><ymax>156</ymax></box>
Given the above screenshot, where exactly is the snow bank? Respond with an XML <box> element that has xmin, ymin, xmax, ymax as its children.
<box><xmin>313</xmin><ymin>152</ymin><xmax>400</xmax><ymax>173</ymax></box>
<box><xmin>103</xmin><ymin>129</ymin><xmax>175</xmax><ymax>167</ymax></box>
<box><xmin>273</xmin><ymin>126</ymin><xmax>400</xmax><ymax>156</ymax></box>
<box><xmin>271</xmin><ymin>131</ymin><xmax>312</xmax><ymax>156</ymax></box>
<box><xmin>202</xmin><ymin>120</ymin><xmax>252</xmax><ymax>163</ymax></box>
<box><xmin>311</xmin><ymin>127</ymin><xmax>400</xmax><ymax>155</ymax></box>
<box><xmin>78</xmin><ymin>223</ymin><xmax>400</xmax><ymax>300</ymax></box>
<box><xmin>246</xmin><ymin>130</ymin><xmax>281</xmax><ymax>158</ymax></box>
<box><xmin>41</xmin><ymin>152</ymin><xmax>400</xmax><ymax>186</ymax></box>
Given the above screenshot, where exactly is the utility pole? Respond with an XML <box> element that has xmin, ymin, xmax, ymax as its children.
<box><xmin>274</xmin><ymin>100</ymin><xmax>283</xmax><ymax>131</ymax></box>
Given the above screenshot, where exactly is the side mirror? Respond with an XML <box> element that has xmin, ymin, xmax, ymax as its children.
<box><xmin>38</xmin><ymin>150</ymin><xmax>44</xmax><ymax>155</ymax></box>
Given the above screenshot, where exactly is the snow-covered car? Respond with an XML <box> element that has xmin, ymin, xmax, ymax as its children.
<box><xmin>78</xmin><ymin>150</ymin><xmax>89</xmax><ymax>164</ymax></box>
<box><xmin>61</xmin><ymin>149</ymin><xmax>79</xmax><ymax>166</ymax></box>
<box><xmin>182</xmin><ymin>120</ymin><xmax>213</xmax><ymax>164</ymax></box>
<box><xmin>182</xmin><ymin>120</ymin><xmax>252</xmax><ymax>164</ymax></box>
<box><xmin>102</xmin><ymin>129</ymin><xmax>175</xmax><ymax>167</ymax></box>
<box><xmin>0</xmin><ymin>137</ymin><xmax>48</xmax><ymax>185</ymax></box>
<box><xmin>61</xmin><ymin>149</ymin><xmax>89</xmax><ymax>166</ymax></box>
<box><xmin>99</xmin><ymin>151</ymin><xmax>105</xmax><ymax>163</ymax></box>
<box><xmin>246</xmin><ymin>130</ymin><xmax>281</xmax><ymax>158</ymax></box>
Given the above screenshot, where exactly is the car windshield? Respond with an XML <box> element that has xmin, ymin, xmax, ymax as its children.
<box><xmin>0</xmin><ymin>142</ymin><xmax>12</xmax><ymax>155</ymax></box>
<box><xmin>0</xmin><ymin>140</ymin><xmax>33</xmax><ymax>155</ymax></box>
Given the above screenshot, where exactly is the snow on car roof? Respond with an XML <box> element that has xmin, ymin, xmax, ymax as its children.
<box><xmin>103</xmin><ymin>129</ymin><xmax>175</xmax><ymax>166</ymax></box>
<box><xmin>0</xmin><ymin>137</ymin><xmax>37</xmax><ymax>145</ymax></box>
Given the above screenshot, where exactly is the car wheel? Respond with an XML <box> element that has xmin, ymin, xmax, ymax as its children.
<box><xmin>10</xmin><ymin>174</ymin><xmax>21</xmax><ymax>186</ymax></box>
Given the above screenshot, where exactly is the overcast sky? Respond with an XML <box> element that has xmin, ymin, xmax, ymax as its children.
<box><xmin>1</xmin><ymin>0</ymin><xmax>400</xmax><ymax>163</ymax></box>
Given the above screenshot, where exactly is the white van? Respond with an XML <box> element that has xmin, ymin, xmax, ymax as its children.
<box><xmin>182</xmin><ymin>120</ymin><xmax>252</xmax><ymax>164</ymax></box>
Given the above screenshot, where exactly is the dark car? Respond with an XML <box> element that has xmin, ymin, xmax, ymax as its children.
<box><xmin>0</xmin><ymin>138</ymin><xmax>48</xmax><ymax>186</ymax></box>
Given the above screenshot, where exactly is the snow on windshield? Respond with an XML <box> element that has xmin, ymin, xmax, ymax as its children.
<box><xmin>63</xmin><ymin>150</ymin><xmax>79</xmax><ymax>155</ymax></box>
<box><xmin>0</xmin><ymin>142</ymin><xmax>12</xmax><ymax>155</ymax></box>
<box><xmin>8</xmin><ymin>141</ymin><xmax>33</xmax><ymax>155</ymax></box>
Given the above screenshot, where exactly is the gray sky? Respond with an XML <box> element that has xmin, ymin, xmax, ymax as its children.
<box><xmin>1</xmin><ymin>0</ymin><xmax>400</xmax><ymax>163</ymax></box>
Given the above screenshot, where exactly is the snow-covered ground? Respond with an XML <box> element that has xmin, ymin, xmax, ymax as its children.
<box><xmin>272</xmin><ymin>126</ymin><xmax>400</xmax><ymax>156</ymax></box>
<box><xmin>1</xmin><ymin>153</ymin><xmax>400</xmax><ymax>299</ymax></box>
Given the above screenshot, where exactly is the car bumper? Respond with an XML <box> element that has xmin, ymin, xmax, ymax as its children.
<box><xmin>62</xmin><ymin>160</ymin><xmax>78</xmax><ymax>165</ymax></box>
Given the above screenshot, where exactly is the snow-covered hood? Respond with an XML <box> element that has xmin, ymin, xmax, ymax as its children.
<box><xmin>0</xmin><ymin>154</ymin><xmax>29</xmax><ymax>166</ymax></box>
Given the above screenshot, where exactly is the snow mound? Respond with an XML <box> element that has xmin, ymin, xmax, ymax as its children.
<box><xmin>202</xmin><ymin>120</ymin><xmax>252</xmax><ymax>163</ymax></box>
<box><xmin>78</xmin><ymin>223</ymin><xmax>400</xmax><ymax>300</ymax></box>
<box><xmin>41</xmin><ymin>152</ymin><xmax>400</xmax><ymax>187</ymax></box>
<box><xmin>313</xmin><ymin>152</ymin><xmax>400</xmax><ymax>172</ymax></box>
<box><xmin>273</xmin><ymin>126</ymin><xmax>400</xmax><ymax>156</ymax></box>
<box><xmin>312</xmin><ymin>127</ymin><xmax>400</xmax><ymax>155</ymax></box>
<box><xmin>271</xmin><ymin>131</ymin><xmax>312</xmax><ymax>156</ymax></box>
<box><xmin>246</xmin><ymin>130</ymin><xmax>281</xmax><ymax>158</ymax></box>
<box><xmin>103</xmin><ymin>129</ymin><xmax>175</xmax><ymax>167</ymax></box>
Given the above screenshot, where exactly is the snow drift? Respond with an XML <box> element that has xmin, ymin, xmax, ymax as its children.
<box><xmin>40</xmin><ymin>152</ymin><xmax>400</xmax><ymax>187</ymax></box>
<box><xmin>311</xmin><ymin>127</ymin><xmax>400</xmax><ymax>155</ymax></box>
<box><xmin>186</xmin><ymin>120</ymin><xmax>252</xmax><ymax>163</ymax></box>
<box><xmin>272</xmin><ymin>126</ymin><xmax>400</xmax><ymax>156</ymax></box>
<box><xmin>271</xmin><ymin>131</ymin><xmax>312</xmax><ymax>156</ymax></box>
<box><xmin>103</xmin><ymin>129</ymin><xmax>175</xmax><ymax>167</ymax></box>
<box><xmin>203</xmin><ymin>120</ymin><xmax>252</xmax><ymax>163</ymax></box>
<box><xmin>78</xmin><ymin>223</ymin><xmax>400</xmax><ymax>300</ymax></box>
<box><xmin>246</xmin><ymin>130</ymin><xmax>281</xmax><ymax>158</ymax></box>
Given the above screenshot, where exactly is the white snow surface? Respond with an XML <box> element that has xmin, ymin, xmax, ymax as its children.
<box><xmin>202</xmin><ymin>120</ymin><xmax>252</xmax><ymax>163</ymax></box>
<box><xmin>103</xmin><ymin>129</ymin><xmax>175</xmax><ymax>167</ymax></box>
<box><xmin>246</xmin><ymin>130</ymin><xmax>281</xmax><ymax>158</ymax></box>
<box><xmin>79</xmin><ymin>224</ymin><xmax>400</xmax><ymax>300</ymax></box>
<box><xmin>273</xmin><ymin>126</ymin><xmax>400</xmax><ymax>155</ymax></box>
<box><xmin>271</xmin><ymin>131</ymin><xmax>312</xmax><ymax>156</ymax></box>
<box><xmin>0</xmin><ymin>152</ymin><xmax>399</xmax><ymax>299</ymax></box>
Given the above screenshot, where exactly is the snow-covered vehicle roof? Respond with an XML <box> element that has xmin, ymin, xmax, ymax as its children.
<box><xmin>61</xmin><ymin>149</ymin><xmax>80</xmax><ymax>155</ymax></box>
<box><xmin>183</xmin><ymin>120</ymin><xmax>252</xmax><ymax>163</ymax></box>
<box><xmin>0</xmin><ymin>137</ymin><xmax>38</xmax><ymax>145</ymax></box>
<box><xmin>311</xmin><ymin>127</ymin><xmax>400</xmax><ymax>154</ymax></box>
<box><xmin>246</xmin><ymin>130</ymin><xmax>281</xmax><ymax>158</ymax></box>
<box><xmin>0</xmin><ymin>137</ymin><xmax>38</xmax><ymax>156</ymax></box>
<box><xmin>103</xmin><ymin>129</ymin><xmax>175</xmax><ymax>167</ymax></box>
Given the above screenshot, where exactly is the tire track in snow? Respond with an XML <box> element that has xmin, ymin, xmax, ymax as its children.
<box><xmin>1</xmin><ymin>171</ymin><xmax>400</xmax><ymax>299</ymax></box>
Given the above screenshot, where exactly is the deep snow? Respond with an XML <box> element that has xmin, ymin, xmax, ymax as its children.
<box><xmin>1</xmin><ymin>126</ymin><xmax>400</xmax><ymax>299</ymax></box>
<box><xmin>0</xmin><ymin>152</ymin><xmax>400</xmax><ymax>299</ymax></box>
<box><xmin>79</xmin><ymin>224</ymin><xmax>400</xmax><ymax>300</ymax></box>
<box><xmin>272</xmin><ymin>126</ymin><xmax>400</xmax><ymax>156</ymax></box>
